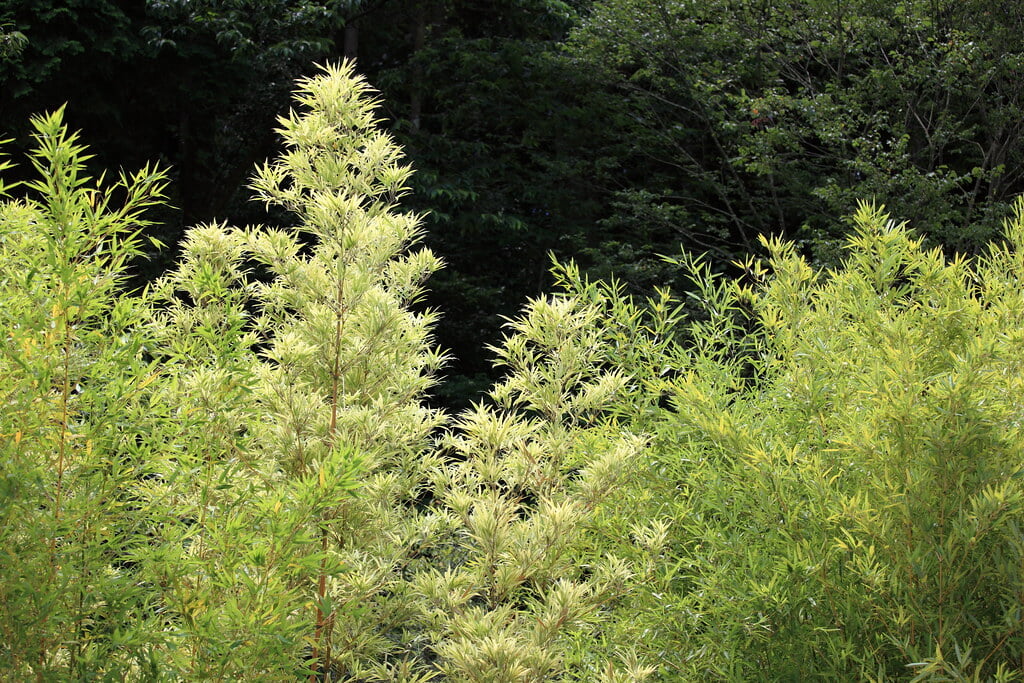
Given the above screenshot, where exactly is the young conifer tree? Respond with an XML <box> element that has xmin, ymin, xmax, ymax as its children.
<box><xmin>245</xmin><ymin>61</ymin><xmax>448</xmax><ymax>677</ymax></box>
<box><xmin>144</xmin><ymin>61</ymin><xmax>448</xmax><ymax>678</ymax></box>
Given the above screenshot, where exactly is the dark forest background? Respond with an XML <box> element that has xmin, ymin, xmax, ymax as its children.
<box><xmin>3</xmin><ymin>0</ymin><xmax>1023</xmax><ymax>407</ymax></box>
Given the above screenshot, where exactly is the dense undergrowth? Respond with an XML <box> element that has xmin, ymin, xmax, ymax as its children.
<box><xmin>1</xmin><ymin>63</ymin><xmax>1022</xmax><ymax>681</ymax></box>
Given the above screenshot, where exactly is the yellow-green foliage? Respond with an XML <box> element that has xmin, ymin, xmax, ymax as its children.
<box><xmin>4</xmin><ymin>58</ymin><xmax>1023</xmax><ymax>683</ymax></box>
<box><xmin>626</xmin><ymin>202</ymin><xmax>1024</xmax><ymax>680</ymax></box>
<box><xmin>394</xmin><ymin>291</ymin><xmax>651</xmax><ymax>682</ymax></box>
<box><xmin>142</xmin><ymin>62</ymin><xmax>447</xmax><ymax>678</ymax></box>
<box><xmin>0</xmin><ymin>63</ymin><xmax>649</xmax><ymax>681</ymax></box>
<box><xmin>0</xmin><ymin>111</ymin><xmax>170</xmax><ymax>678</ymax></box>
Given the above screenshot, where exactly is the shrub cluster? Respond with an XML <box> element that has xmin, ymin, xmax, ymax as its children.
<box><xmin>1</xmin><ymin>63</ymin><xmax>1022</xmax><ymax>681</ymax></box>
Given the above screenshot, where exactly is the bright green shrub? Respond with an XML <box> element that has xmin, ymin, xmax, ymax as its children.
<box><xmin>625</xmin><ymin>202</ymin><xmax>1024</xmax><ymax>680</ymax></box>
<box><xmin>0</xmin><ymin>110</ymin><xmax>170</xmax><ymax>678</ymax></box>
<box><xmin>394</xmin><ymin>289</ymin><xmax>654</xmax><ymax>682</ymax></box>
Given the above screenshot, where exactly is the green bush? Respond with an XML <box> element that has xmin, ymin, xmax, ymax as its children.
<box><xmin>612</xmin><ymin>201</ymin><xmax>1024</xmax><ymax>680</ymax></box>
<box><xmin>3</xmin><ymin>58</ymin><xmax>1023</xmax><ymax>682</ymax></box>
<box><xmin>0</xmin><ymin>109</ymin><xmax>170</xmax><ymax>678</ymax></box>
